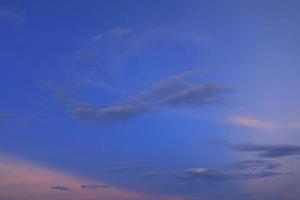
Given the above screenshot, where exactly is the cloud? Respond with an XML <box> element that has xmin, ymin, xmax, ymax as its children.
<box><xmin>91</xmin><ymin>27</ymin><xmax>134</xmax><ymax>42</ymax></box>
<box><xmin>71</xmin><ymin>69</ymin><xmax>232</xmax><ymax>124</ymax></box>
<box><xmin>182</xmin><ymin>168</ymin><xmax>231</xmax><ymax>181</ymax></box>
<box><xmin>71</xmin><ymin>104</ymin><xmax>150</xmax><ymax>124</ymax></box>
<box><xmin>228</xmin><ymin>116</ymin><xmax>277</xmax><ymax>130</ymax></box>
<box><xmin>288</xmin><ymin>122</ymin><xmax>300</xmax><ymax>129</ymax></box>
<box><xmin>50</xmin><ymin>185</ymin><xmax>71</xmax><ymax>191</ymax></box>
<box><xmin>159</xmin><ymin>83</ymin><xmax>231</xmax><ymax>107</ymax></box>
<box><xmin>231</xmin><ymin>160</ymin><xmax>281</xmax><ymax>171</ymax></box>
<box><xmin>81</xmin><ymin>184</ymin><xmax>110</xmax><ymax>189</ymax></box>
<box><xmin>181</xmin><ymin>167</ymin><xmax>283</xmax><ymax>182</ymax></box>
<box><xmin>234</xmin><ymin>143</ymin><xmax>300</xmax><ymax>158</ymax></box>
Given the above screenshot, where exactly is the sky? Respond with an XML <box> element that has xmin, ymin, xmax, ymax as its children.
<box><xmin>1</xmin><ymin>0</ymin><xmax>300</xmax><ymax>199</ymax></box>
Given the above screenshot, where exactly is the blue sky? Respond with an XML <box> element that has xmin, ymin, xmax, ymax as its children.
<box><xmin>1</xmin><ymin>0</ymin><xmax>300</xmax><ymax>200</ymax></box>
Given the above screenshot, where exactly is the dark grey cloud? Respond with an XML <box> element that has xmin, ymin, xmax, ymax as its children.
<box><xmin>70</xmin><ymin>69</ymin><xmax>232</xmax><ymax>124</ymax></box>
<box><xmin>231</xmin><ymin>160</ymin><xmax>281</xmax><ymax>171</ymax></box>
<box><xmin>50</xmin><ymin>185</ymin><xmax>71</xmax><ymax>191</ymax></box>
<box><xmin>234</xmin><ymin>144</ymin><xmax>300</xmax><ymax>158</ymax></box>
<box><xmin>81</xmin><ymin>184</ymin><xmax>110</xmax><ymax>189</ymax></box>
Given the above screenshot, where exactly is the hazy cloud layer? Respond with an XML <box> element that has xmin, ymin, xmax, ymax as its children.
<box><xmin>71</xmin><ymin>69</ymin><xmax>232</xmax><ymax>124</ymax></box>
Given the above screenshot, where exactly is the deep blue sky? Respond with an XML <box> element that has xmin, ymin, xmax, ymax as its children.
<box><xmin>1</xmin><ymin>1</ymin><xmax>300</xmax><ymax>200</ymax></box>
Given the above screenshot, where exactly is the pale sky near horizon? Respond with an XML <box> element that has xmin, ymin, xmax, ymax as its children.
<box><xmin>1</xmin><ymin>1</ymin><xmax>300</xmax><ymax>200</ymax></box>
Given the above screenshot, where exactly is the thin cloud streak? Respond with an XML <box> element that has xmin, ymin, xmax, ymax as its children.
<box><xmin>91</xmin><ymin>27</ymin><xmax>134</xmax><ymax>43</ymax></box>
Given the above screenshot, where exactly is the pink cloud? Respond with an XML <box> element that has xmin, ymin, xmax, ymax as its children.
<box><xmin>288</xmin><ymin>122</ymin><xmax>300</xmax><ymax>129</ymax></box>
<box><xmin>228</xmin><ymin>116</ymin><xmax>277</xmax><ymax>130</ymax></box>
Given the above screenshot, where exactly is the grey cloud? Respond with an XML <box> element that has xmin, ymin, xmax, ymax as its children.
<box><xmin>234</xmin><ymin>144</ymin><xmax>300</xmax><ymax>158</ymax></box>
<box><xmin>50</xmin><ymin>185</ymin><xmax>71</xmax><ymax>191</ymax></box>
<box><xmin>71</xmin><ymin>104</ymin><xmax>150</xmax><ymax>124</ymax></box>
<box><xmin>181</xmin><ymin>167</ymin><xmax>283</xmax><ymax>182</ymax></box>
<box><xmin>70</xmin><ymin>69</ymin><xmax>232</xmax><ymax>124</ymax></box>
<box><xmin>158</xmin><ymin>83</ymin><xmax>232</xmax><ymax>107</ymax></box>
<box><xmin>236</xmin><ymin>171</ymin><xmax>284</xmax><ymax>179</ymax></box>
<box><xmin>81</xmin><ymin>184</ymin><xmax>110</xmax><ymax>189</ymax></box>
<box><xmin>231</xmin><ymin>160</ymin><xmax>281</xmax><ymax>171</ymax></box>
<box><xmin>183</xmin><ymin>168</ymin><xmax>231</xmax><ymax>181</ymax></box>
<box><xmin>207</xmin><ymin>140</ymin><xmax>300</xmax><ymax>158</ymax></box>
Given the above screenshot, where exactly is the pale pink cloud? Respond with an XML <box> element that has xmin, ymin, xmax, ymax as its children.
<box><xmin>288</xmin><ymin>122</ymin><xmax>300</xmax><ymax>129</ymax></box>
<box><xmin>0</xmin><ymin>155</ymin><xmax>189</xmax><ymax>200</ymax></box>
<box><xmin>228</xmin><ymin>116</ymin><xmax>277</xmax><ymax>130</ymax></box>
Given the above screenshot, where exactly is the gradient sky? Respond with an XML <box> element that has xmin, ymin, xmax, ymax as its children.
<box><xmin>1</xmin><ymin>0</ymin><xmax>300</xmax><ymax>200</ymax></box>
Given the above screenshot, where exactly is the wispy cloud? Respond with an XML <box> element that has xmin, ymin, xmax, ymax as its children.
<box><xmin>228</xmin><ymin>116</ymin><xmax>277</xmax><ymax>130</ymax></box>
<box><xmin>91</xmin><ymin>27</ymin><xmax>134</xmax><ymax>43</ymax></box>
<box><xmin>70</xmin><ymin>69</ymin><xmax>232</xmax><ymax>124</ymax></box>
